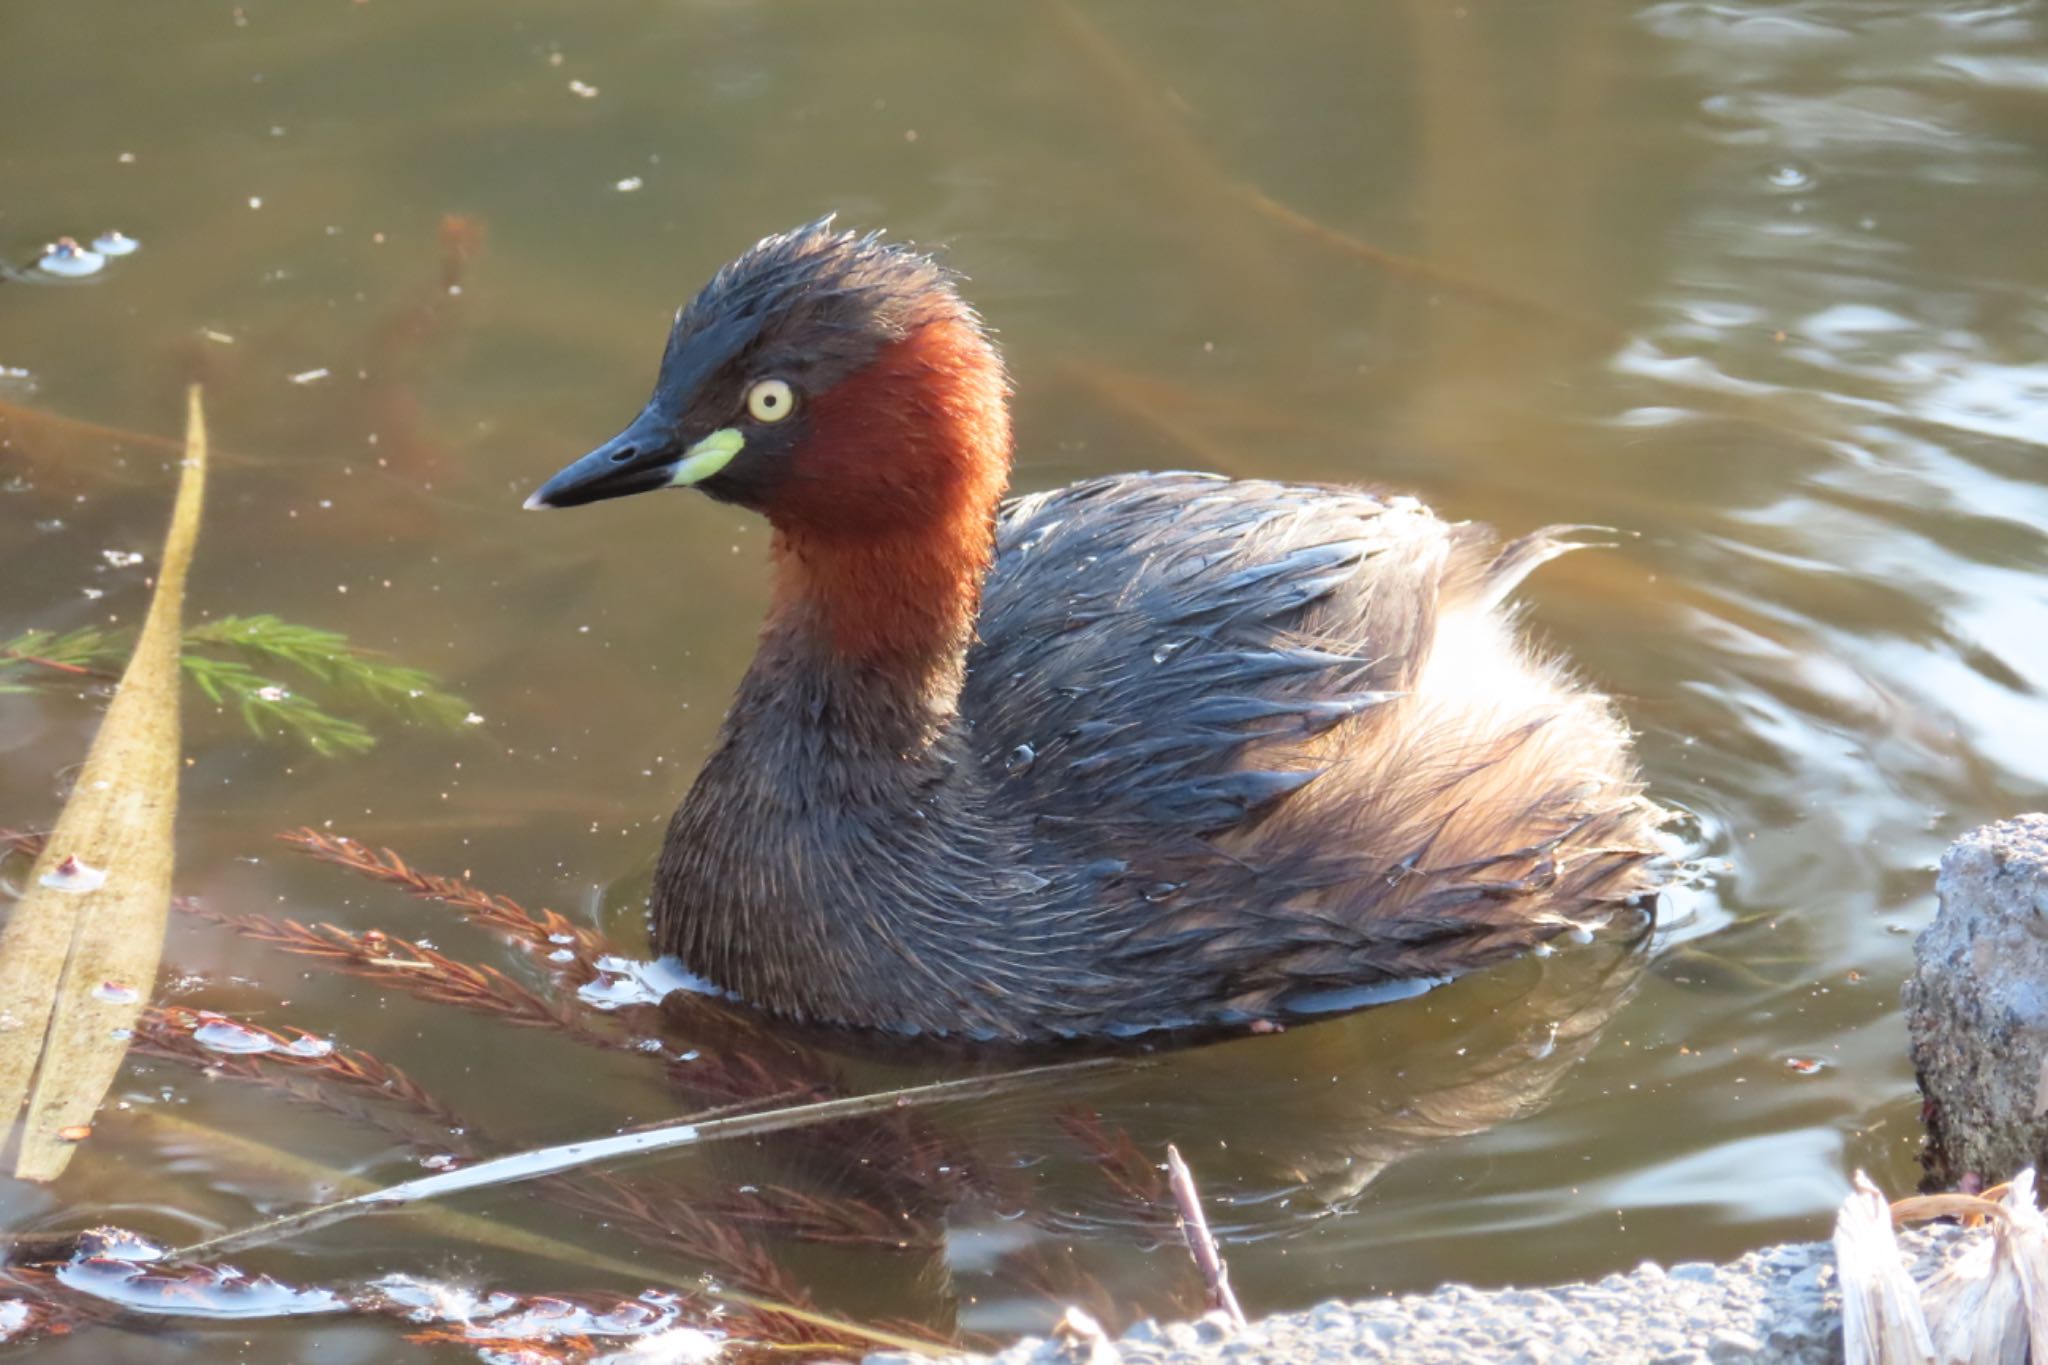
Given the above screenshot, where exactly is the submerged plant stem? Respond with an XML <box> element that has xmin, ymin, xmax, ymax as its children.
<box><xmin>277</xmin><ymin>827</ymin><xmax>614</xmax><ymax>969</ymax></box>
<box><xmin>168</xmin><ymin>1055</ymin><xmax>1128</xmax><ymax>1269</ymax></box>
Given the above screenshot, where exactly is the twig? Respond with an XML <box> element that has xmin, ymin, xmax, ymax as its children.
<box><xmin>1889</xmin><ymin>1192</ymin><xmax>2019</xmax><ymax>1228</ymax></box>
<box><xmin>1165</xmin><ymin>1144</ymin><xmax>1245</xmax><ymax>1328</ymax></box>
<box><xmin>168</xmin><ymin>1057</ymin><xmax>1131</xmax><ymax>1265</ymax></box>
<box><xmin>0</xmin><ymin>649</ymin><xmax>108</xmax><ymax>679</ymax></box>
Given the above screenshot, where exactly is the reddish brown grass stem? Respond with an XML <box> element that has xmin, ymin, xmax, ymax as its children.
<box><xmin>277</xmin><ymin>828</ymin><xmax>612</xmax><ymax>973</ymax></box>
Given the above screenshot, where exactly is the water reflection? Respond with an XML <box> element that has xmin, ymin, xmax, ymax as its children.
<box><xmin>0</xmin><ymin>925</ymin><xmax>1647</xmax><ymax>1350</ymax></box>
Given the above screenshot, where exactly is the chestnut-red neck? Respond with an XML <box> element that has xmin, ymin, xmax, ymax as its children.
<box><xmin>764</xmin><ymin>313</ymin><xmax>1011</xmax><ymax>680</ymax></box>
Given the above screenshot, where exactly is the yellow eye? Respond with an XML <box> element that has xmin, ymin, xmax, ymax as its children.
<box><xmin>746</xmin><ymin>378</ymin><xmax>795</xmax><ymax>424</ymax></box>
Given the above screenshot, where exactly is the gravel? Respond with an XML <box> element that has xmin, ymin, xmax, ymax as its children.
<box><xmin>867</xmin><ymin>1225</ymin><xmax>1981</xmax><ymax>1365</ymax></box>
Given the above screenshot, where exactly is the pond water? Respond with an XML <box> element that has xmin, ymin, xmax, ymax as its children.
<box><xmin>4</xmin><ymin>0</ymin><xmax>2047</xmax><ymax>1359</ymax></box>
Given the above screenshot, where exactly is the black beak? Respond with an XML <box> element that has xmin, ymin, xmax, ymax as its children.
<box><xmin>524</xmin><ymin>407</ymin><xmax>684</xmax><ymax>510</ymax></box>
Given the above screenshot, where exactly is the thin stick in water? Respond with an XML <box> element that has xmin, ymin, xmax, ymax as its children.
<box><xmin>1165</xmin><ymin>1143</ymin><xmax>1245</xmax><ymax>1328</ymax></box>
<box><xmin>170</xmin><ymin>1056</ymin><xmax>1128</xmax><ymax>1265</ymax></box>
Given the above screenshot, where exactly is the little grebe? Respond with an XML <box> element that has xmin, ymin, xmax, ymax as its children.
<box><xmin>527</xmin><ymin>220</ymin><xmax>1664</xmax><ymax>1041</ymax></box>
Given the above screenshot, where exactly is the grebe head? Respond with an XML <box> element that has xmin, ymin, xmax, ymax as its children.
<box><xmin>525</xmin><ymin>219</ymin><xmax>1010</xmax><ymax>542</ymax></box>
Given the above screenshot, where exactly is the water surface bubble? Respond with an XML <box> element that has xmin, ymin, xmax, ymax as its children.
<box><xmin>56</xmin><ymin>1257</ymin><xmax>346</xmax><ymax>1319</ymax></box>
<box><xmin>73</xmin><ymin>1228</ymin><xmax>165</xmax><ymax>1262</ymax></box>
<box><xmin>40</xmin><ymin>855</ymin><xmax>107</xmax><ymax>893</ymax></box>
<box><xmin>191</xmin><ymin>1017</ymin><xmax>277</xmax><ymax>1055</ymax></box>
<box><xmin>1763</xmin><ymin>161</ymin><xmax>1815</xmax><ymax>191</ymax></box>
<box><xmin>576</xmin><ymin>955</ymin><xmax>705</xmax><ymax>1010</ymax></box>
<box><xmin>91</xmin><ymin>231</ymin><xmax>139</xmax><ymax>257</ymax></box>
<box><xmin>37</xmin><ymin>238</ymin><xmax>105</xmax><ymax>277</ymax></box>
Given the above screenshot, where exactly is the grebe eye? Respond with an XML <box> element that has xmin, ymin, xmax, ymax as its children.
<box><xmin>745</xmin><ymin>378</ymin><xmax>795</xmax><ymax>424</ymax></box>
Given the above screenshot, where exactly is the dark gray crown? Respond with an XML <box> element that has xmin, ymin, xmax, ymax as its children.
<box><xmin>656</xmin><ymin>219</ymin><xmax>971</xmax><ymax>392</ymax></box>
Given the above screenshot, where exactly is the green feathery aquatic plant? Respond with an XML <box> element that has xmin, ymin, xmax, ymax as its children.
<box><xmin>0</xmin><ymin>613</ymin><xmax>473</xmax><ymax>756</ymax></box>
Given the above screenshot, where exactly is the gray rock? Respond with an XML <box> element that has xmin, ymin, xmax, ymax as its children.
<box><xmin>1904</xmin><ymin>813</ymin><xmax>2048</xmax><ymax>1185</ymax></box>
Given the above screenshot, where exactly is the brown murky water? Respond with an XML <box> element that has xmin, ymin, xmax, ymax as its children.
<box><xmin>4</xmin><ymin>0</ymin><xmax>2047</xmax><ymax>1358</ymax></box>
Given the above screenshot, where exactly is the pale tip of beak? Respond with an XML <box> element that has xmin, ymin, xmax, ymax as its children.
<box><xmin>521</xmin><ymin>491</ymin><xmax>552</xmax><ymax>511</ymax></box>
